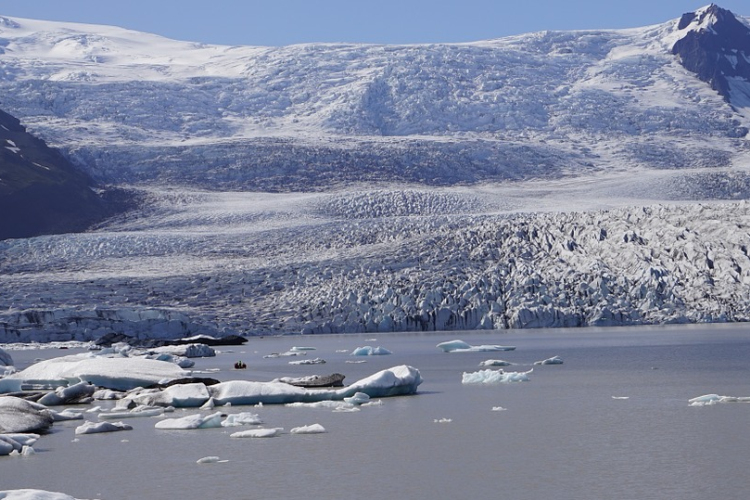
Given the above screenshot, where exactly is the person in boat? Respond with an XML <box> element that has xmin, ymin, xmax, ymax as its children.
<box><xmin>234</xmin><ymin>360</ymin><xmax>246</xmax><ymax>369</ymax></box>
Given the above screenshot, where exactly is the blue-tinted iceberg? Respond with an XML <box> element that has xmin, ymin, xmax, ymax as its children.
<box><xmin>351</xmin><ymin>346</ymin><xmax>392</xmax><ymax>356</ymax></box>
<box><xmin>688</xmin><ymin>394</ymin><xmax>750</xmax><ymax>406</ymax></box>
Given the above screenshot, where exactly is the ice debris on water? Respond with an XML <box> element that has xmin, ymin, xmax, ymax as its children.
<box><xmin>534</xmin><ymin>356</ymin><xmax>563</xmax><ymax>365</ymax></box>
<box><xmin>290</xmin><ymin>424</ymin><xmax>326</xmax><ymax>434</ymax></box>
<box><xmin>437</xmin><ymin>340</ymin><xmax>516</xmax><ymax>353</ymax></box>
<box><xmin>688</xmin><ymin>394</ymin><xmax>750</xmax><ymax>406</ymax></box>
<box><xmin>351</xmin><ymin>346</ymin><xmax>392</xmax><ymax>356</ymax></box>
<box><xmin>462</xmin><ymin>369</ymin><xmax>532</xmax><ymax>384</ymax></box>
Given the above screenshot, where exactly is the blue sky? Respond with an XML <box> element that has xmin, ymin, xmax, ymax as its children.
<box><xmin>0</xmin><ymin>1</ymin><xmax>747</xmax><ymax>46</ymax></box>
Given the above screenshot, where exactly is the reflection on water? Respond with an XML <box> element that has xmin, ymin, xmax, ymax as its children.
<box><xmin>3</xmin><ymin>324</ymin><xmax>750</xmax><ymax>500</ymax></box>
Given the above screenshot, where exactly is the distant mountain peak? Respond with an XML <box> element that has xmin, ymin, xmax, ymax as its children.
<box><xmin>672</xmin><ymin>4</ymin><xmax>750</xmax><ymax>106</ymax></box>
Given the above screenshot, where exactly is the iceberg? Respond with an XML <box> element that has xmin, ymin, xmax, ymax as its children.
<box><xmin>37</xmin><ymin>381</ymin><xmax>96</xmax><ymax>406</ymax></box>
<box><xmin>208</xmin><ymin>365</ymin><xmax>421</xmax><ymax>406</ymax></box>
<box><xmin>688</xmin><ymin>394</ymin><xmax>750</xmax><ymax>406</ymax></box>
<box><xmin>98</xmin><ymin>406</ymin><xmax>164</xmax><ymax>420</ymax></box>
<box><xmin>343</xmin><ymin>392</ymin><xmax>370</xmax><ymax>405</ymax></box>
<box><xmin>437</xmin><ymin>340</ymin><xmax>516</xmax><ymax>353</ymax></box>
<box><xmin>0</xmin><ymin>354</ymin><xmax>190</xmax><ymax>392</ymax></box>
<box><xmin>220</xmin><ymin>412</ymin><xmax>263</xmax><ymax>427</ymax></box>
<box><xmin>154</xmin><ymin>411</ymin><xmax>224</xmax><ymax>430</ymax></box>
<box><xmin>479</xmin><ymin>359</ymin><xmax>512</xmax><ymax>367</ymax></box>
<box><xmin>0</xmin><ymin>490</ymin><xmax>82</xmax><ymax>500</ymax></box>
<box><xmin>230</xmin><ymin>428</ymin><xmax>283</xmax><ymax>438</ymax></box>
<box><xmin>290</xmin><ymin>423</ymin><xmax>326</xmax><ymax>434</ymax></box>
<box><xmin>0</xmin><ymin>434</ymin><xmax>39</xmax><ymax>456</ymax></box>
<box><xmin>534</xmin><ymin>356</ymin><xmax>564</xmax><ymax>365</ymax></box>
<box><xmin>461</xmin><ymin>369</ymin><xmax>532</xmax><ymax>384</ymax></box>
<box><xmin>74</xmin><ymin>421</ymin><xmax>133</xmax><ymax>435</ymax></box>
<box><xmin>351</xmin><ymin>346</ymin><xmax>392</xmax><ymax>356</ymax></box>
<box><xmin>0</xmin><ymin>397</ymin><xmax>54</xmax><ymax>433</ymax></box>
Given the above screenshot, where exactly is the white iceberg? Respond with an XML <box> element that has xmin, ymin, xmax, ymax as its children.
<box><xmin>98</xmin><ymin>406</ymin><xmax>164</xmax><ymax>420</ymax></box>
<box><xmin>461</xmin><ymin>369</ymin><xmax>532</xmax><ymax>384</ymax></box>
<box><xmin>534</xmin><ymin>356</ymin><xmax>563</xmax><ymax>365</ymax></box>
<box><xmin>230</xmin><ymin>427</ymin><xmax>283</xmax><ymax>438</ymax></box>
<box><xmin>688</xmin><ymin>394</ymin><xmax>750</xmax><ymax>406</ymax></box>
<box><xmin>196</xmin><ymin>456</ymin><xmax>227</xmax><ymax>464</ymax></box>
<box><xmin>0</xmin><ymin>354</ymin><xmax>189</xmax><ymax>392</ymax></box>
<box><xmin>154</xmin><ymin>411</ymin><xmax>224</xmax><ymax>430</ymax></box>
<box><xmin>437</xmin><ymin>340</ymin><xmax>516</xmax><ymax>353</ymax></box>
<box><xmin>0</xmin><ymin>490</ymin><xmax>82</xmax><ymax>500</ymax></box>
<box><xmin>343</xmin><ymin>392</ymin><xmax>370</xmax><ymax>405</ymax></box>
<box><xmin>351</xmin><ymin>346</ymin><xmax>392</xmax><ymax>356</ymax></box>
<box><xmin>288</xmin><ymin>358</ymin><xmax>326</xmax><ymax>365</ymax></box>
<box><xmin>75</xmin><ymin>421</ymin><xmax>133</xmax><ymax>435</ymax></box>
<box><xmin>208</xmin><ymin>365</ymin><xmax>421</xmax><ymax>406</ymax></box>
<box><xmin>290</xmin><ymin>346</ymin><xmax>316</xmax><ymax>352</ymax></box>
<box><xmin>0</xmin><ymin>434</ymin><xmax>39</xmax><ymax>456</ymax></box>
<box><xmin>37</xmin><ymin>381</ymin><xmax>96</xmax><ymax>406</ymax></box>
<box><xmin>290</xmin><ymin>423</ymin><xmax>326</xmax><ymax>434</ymax></box>
<box><xmin>220</xmin><ymin>412</ymin><xmax>263</xmax><ymax>427</ymax></box>
<box><xmin>479</xmin><ymin>359</ymin><xmax>511</xmax><ymax>367</ymax></box>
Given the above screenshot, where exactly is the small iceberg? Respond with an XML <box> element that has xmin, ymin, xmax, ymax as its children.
<box><xmin>688</xmin><ymin>394</ymin><xmax>750</xmax><ymax>406</ymax></box>
<box><xmin>534</xmin><ymin>356</ymin><xmax>563</xmax><ymax>365</ymax></box>
<box><xmin>290</xmin><ymin>423</ymin><xmax>326</xmax><ymax>434</ymax></box>
<box><xmin>75</xmin><ymin>421</ymin><xmax>133</xmax><ymax>435</ymax></box>
<box><xmin>462</xmin><ymin>369</ymin><xmax>532</xmax><ymax>384</ymax></box>
<box><xmin>351</xmin><ymin>346</ymin><xmax>392</xmax><ymax>356</ymax></box>
<box><xmin>437</xmin><ymin>340</ymin><xmax>516</xmax><ymax>353</ymax></box>
<box><xmin>230</xmin><ymin>427</ymin><xmax>283</xmax><ymax>438</ymax></box>
<box><xmin>343</xmin><ymin>392</ymin><xmax>370</xmax><ymax>405</ymax></box>
<box><xmin>154</xmin><ymin>411</ymin><xmax>224</xmax><ymax>430</ymax></box>
<box><xmin>289</xmin><ymin>358</ymin><xmax>326</xmax><ymax>365</ymax></box>
<box><xmin>479</xmin><ymin>359</ymin><xmax>511</xmax><ymax>367</ymax></box>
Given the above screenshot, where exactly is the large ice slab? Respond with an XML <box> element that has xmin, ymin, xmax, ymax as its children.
<box><xmin>1</xmin><ymin>353</ymin><xmax>189</xmax><ymax>392</ymax></box>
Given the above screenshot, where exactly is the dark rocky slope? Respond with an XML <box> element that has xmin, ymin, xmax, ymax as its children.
<box><xmin>0</xmin><ymin>107</ymin><xmax>129</xmax><ymax>239</ymax></box>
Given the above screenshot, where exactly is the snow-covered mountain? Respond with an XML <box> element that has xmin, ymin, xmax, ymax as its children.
<box><xmin>3</xmin><ymin>5</ymin><xmax>750</xmax><ymax>340</ymax></box>
<box><xmin>0</xmin><ymin>5</ymin><xmax>749</xmax><ymax>193</ymax></box>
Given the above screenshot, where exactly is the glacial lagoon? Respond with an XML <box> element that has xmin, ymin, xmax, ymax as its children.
<box><xmin>2</xmin><ymin>324</ymin><xmax>750</xmax><ymax>500</ymax></box>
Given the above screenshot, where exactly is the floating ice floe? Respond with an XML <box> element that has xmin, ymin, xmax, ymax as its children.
<box><xmin>351</xmin><ymin>346</ymin><xmax>392</xmax><ymax>356</ymax></box>
<box><xmin>290</xmin><ymin>423</ymin><xmax>326</xmax><ymax>434</ymax></box>
<box><xmin>491</xmin><ymin>406</ymin><xmax>507</xmax><ymax>411</ymax></box>
<box><xmin>290</xmin><ymin>346</ymin><xmax>316</xmax><ymax>352</ymax></box>
<box><xmin>461</xmin><ymin>369</ymin><xmax>532</xmax><ymax>384</ymax></box>
<box><xmin>75</xmin><ymin>421</ymin><xmax>133</xmax><ymax>435</ymax></box>
<box><xmin>155</xmin><ymin>411</ymin><xmax>224</xmax><ymax>430</ymax></box>
<box><xmin>611</xmin><ymin>396</ymin><xmax>630</xmax><ymax>400</ymax></box>
<box><xmin>434</xmin><ymin>418</ymin><xmax>452</xmax><ymax>423</ymax></box>
<box><xmin>196</xmin><ymin>456</ymin><xmax>228</xmax><ymax>464</ymax></box>
<box><xmin>534</xmin><ymin>356</ymin><xmax>563</xmax><ymax>365</ymax></box>
<box><xmin>98</xmin><ymin>406</ymin><xmax>164</xmax><ymax>420</ymax></box>
<box><xmin>479</xmin><ymin>359</ymin><xmax>511</xmax><ymax>367</ymax></box>
<box><xmin>230</xmin><ymin>427</ymin><xmax>283</xmax><ymax>438</ymax></box>
<box><xmin>343</xmin><ymin>392</ymin><xmax>370</xmax><ymax>405</ymax></box>
<box><xmin>0</xmin><ymin>434</ymin><xmax>39</xmax><ymax>456</ymax></box>
<box><xmin>0</xmin><ymin>353</ymin><xmax>189</xmax><ymax>392</ymax></box>
<box><xmin>288</xmin><ymin>358</ymin><xmax>326</xmax><ymax>365</ymax></box>
<box><xmin>688</xmin><ymin>394</ymin><xmax>750</xmax><ymax>406</ymax></box>
<box><xmin>437</xmin><ymin>340</ymin><xmax>516</xmax><ymax>353</ymax></box>
<box><xmin>0</xmin><ymin>490</ymin><xmax>82</xmax><ymax>500</ymax></box>
<box><xmin>221</xmin><ymin>412</ymin><xmax>263</xmax><ymax>427</ymax></box>
<box><xmin>37</xmin><ymin>381</ymin><xmax>96</xmax><ymax>406</ymax></box>
<box><xmin>263</xmin><ymin>351</ymin><xmax>306</xmax><ymax>358</ymax></box>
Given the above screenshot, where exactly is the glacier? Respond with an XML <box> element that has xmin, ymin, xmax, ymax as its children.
<box><xmin>2</xmin><ymin>6</ymin><xmax>750</xmax><ymax>339</ymax></box>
